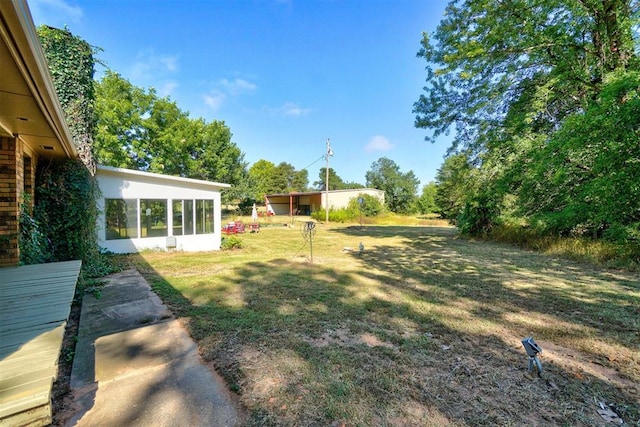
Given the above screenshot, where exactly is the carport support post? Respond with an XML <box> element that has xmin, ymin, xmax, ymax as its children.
<box><xmin>289</xmin><ymin>194</ymin><xmax>293</xmax><ymax>224</ymax></box>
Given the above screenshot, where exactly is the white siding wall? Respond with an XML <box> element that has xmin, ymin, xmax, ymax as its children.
<box><xmin>320</xmin><ymin>189</ymin><xmax>385</xmax><ymax>209</ymax></box>
<box><xmin>96</xmin><ymin>166</ymin><xmax>229</xmax><ymax>253</ymax></box>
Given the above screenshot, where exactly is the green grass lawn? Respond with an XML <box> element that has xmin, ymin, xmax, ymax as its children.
<box><xmin>118</xmin><ymin>220</ymin><xmax>640</xmax><ymax>426</ymax></box>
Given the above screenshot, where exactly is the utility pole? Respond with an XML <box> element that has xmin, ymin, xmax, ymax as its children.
<box><xmin>325</xmin><ymin>138</ymin><xmax>333</xmax><ymax>223</ymax></box>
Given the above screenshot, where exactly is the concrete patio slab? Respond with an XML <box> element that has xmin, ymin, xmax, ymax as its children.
<box><xmin>65</xmin><ymin>268</ymin><xmax>244</xmax><ymax>426</ymax></box>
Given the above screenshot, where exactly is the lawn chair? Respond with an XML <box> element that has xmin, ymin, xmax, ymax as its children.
<box><xmin>222</xmin><ymin>221</ymin><xmax>245</xmax><ymax>234</ymax></box>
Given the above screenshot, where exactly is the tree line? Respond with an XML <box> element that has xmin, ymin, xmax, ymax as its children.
<box><xmin>92</xmin><ymin>71</ymin><xmax>438</xmax><ymax>214</ymax></box>
<box><xmin>418</xmin><ymin>0</ymin><xmax>640</xmax><ymax>248</ymax></box>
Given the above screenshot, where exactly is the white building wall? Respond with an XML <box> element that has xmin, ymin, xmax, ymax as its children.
<box><xmin>320</xmin><ymin>188</ymin><xmax>385</xmax><ymax>209</ymax></box>
<box><xmin>96</xmin><ymin>166</ymin><xmax>229</xmax><ymax>253</ymax></box>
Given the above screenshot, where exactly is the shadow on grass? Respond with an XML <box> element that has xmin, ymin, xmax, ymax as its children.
<box><xmin>121</xmin><ymin>225</ymin><xmax>639</xmax><ymax>426</ymax></box>
<box><xmin>335</xmin><ymin>226</ymin><xmax>639</xmax><ymax>346</ymax></box>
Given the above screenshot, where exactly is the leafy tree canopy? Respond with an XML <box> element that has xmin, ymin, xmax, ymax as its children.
<box><xmin>416</xmin><ymin>0</ymin><xmax>640</xmax><ymax>241</ymax></box>
<box><xmin>416</xmin><ymin>181</ymin><xmax>438</xmax><ymax>214</ymax></box>
<box><xmin>365</xmin><ymin>157</ymin><xmax>419</xmax><ymax>214</ymax></box>
<box><xmin>94</xmin><ymin>70</ymin><xmax>248</xmax><ymax>202</ymax></box>
<box><xmin>246</xmin><ymin>160</ymin><xmax>308</xmax><ymax>199</ymax></box>
<box><xmin>314</xmin><ymin>167</ymin><xmax>363</xmax><ymax>190</ymax></box>
<box><xmin>414</xmin><ymin>0</ymin><xmax>637</xmax><ymax>155</ymax></box>
<box><xmin>433</xmin><ymin>153</ymin><xmax>479</xmax><ymax>220</ymax></box>
<box><xmin>248</xmin><ymin>159</ymin><xmax>278</xmax><ymax>198</ymax></box>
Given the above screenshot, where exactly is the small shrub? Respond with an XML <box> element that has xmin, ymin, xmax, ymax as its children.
<box><xmin>311</xmin><ymin>208</ymin><xmax>354</xmax><ymax>223</ymax></box>
<box><xmin>347</xmin><ymin>193</ymin><xmax>384</xmax><ymax>217</ymax></box>
<box><xmin>457</xmin><ymin>192</ymin><xmax>500</xmax><ymax>236</ymax></box>
<box><xmin>221</xmin><ymin>235</ymin><xmax>244</xmax><ymax>250</ymax></box>
<box><xmin>311</xmin><ymin>195</ymin><xmax>384</xmax><ymax>223</ymax></box>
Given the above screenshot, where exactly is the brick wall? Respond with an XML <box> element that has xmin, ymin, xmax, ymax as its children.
<box><xmin>0</xmin><ymin>136</ymin><xmax>23</xmax><ymax>266</ymax></box>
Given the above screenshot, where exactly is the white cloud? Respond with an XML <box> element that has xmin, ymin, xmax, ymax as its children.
<box><xmin>218</xmin><ymin>78</ymin><xmax>257</xmax><ymax>94</ymax></box>
<box><xmin>264</xmin><ymin>102</ymin><xmax>312</xmax><ymax>117</ymax></box>
<box><xmin>282</xmin><ymin>102</ymin><xmax>312</xmax><ymax>117</ymax></box>
<box><xmin>365</xmin><ymin>135</ymin><xmax>394</xmax><ymax>152</ymax></box>
<box><xmin>130</xmin><ymin>50</ymin><xmax>180</xmax><ymax>82</ymax></box>
<box><xmin>203</xmin><ymin>92</ymin><xmax>227</xmax><ymax>111</ymax></box>
<box><xmin>203</xmin><ymin>77</ymin><xmax>257</xmax><ymax>111</ymax></box>
<box><xmin>159</xmin><ymin>56</ymin><xmax>178</xmax><ymax>73</ymax></box>
<box><xmin>159</xmin><ymin>82</ymin><xmax>179</xmax><ymax>97</ymax></box>
<box><xmin>30</xmin><ymin>0</ymin><xmax>83</xmax><ymax>25</ymax></box>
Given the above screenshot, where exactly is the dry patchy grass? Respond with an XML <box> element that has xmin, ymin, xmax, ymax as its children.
<box><xmin>121</xmin><ymin>220</ymin><xmax>640</xmax><ymax>426</ymax></box>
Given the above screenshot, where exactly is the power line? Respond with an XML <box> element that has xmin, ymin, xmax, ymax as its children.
<box><xmin>301</xmin><ymin>155</ymin><xmax>325</xmax><ymax>171</ymax></box>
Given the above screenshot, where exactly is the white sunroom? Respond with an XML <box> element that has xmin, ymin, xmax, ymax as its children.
<box><xmin>96</xmin><ymin>165</ymin><xmax>230</xmax><ymax>253</ymax></box>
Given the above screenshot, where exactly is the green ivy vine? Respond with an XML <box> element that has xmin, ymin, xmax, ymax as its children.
<box><xmin>38</xmin><ymin>25</ymin><xmax>98</xmax><ymax>173</ymax></box>
<box><xmin>18</xmin><ymin>26</ymin><xmax>114</xmax><ymax>277</ymax></box>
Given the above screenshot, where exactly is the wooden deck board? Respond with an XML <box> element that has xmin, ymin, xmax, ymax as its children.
<box><xmin>1</xmin><ymin>303</ymin><xmax>74</xmax><ymax>330</ymax></box>
<box><xmin>0</xmin><ymin>260</ymin><xmax>81</xmax><ymax>427</ymax></box>
<box><xmin>0</xmin><ymin>324</ymin><xmax>66</xmax><ymax>358</ymax></box>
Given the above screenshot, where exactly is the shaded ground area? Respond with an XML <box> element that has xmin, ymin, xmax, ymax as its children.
<box><xmin>87</xmin><ymin>225</ymin><xmax>639</xmax><ymax>425</ymax></box>
<box><xmin>52</xmin><ymin>269</ymin><xmax>245</xmax><ymax>426</ymax></box>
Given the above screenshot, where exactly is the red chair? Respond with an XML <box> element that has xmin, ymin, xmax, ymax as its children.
<box><xmin>222</xmin><ymin>221</ymin><xmax>245</xmax><ymax>234</ymax></box>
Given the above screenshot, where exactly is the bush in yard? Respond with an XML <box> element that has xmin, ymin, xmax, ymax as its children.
<box><xmin>221</xmin><ymin>235</ymin><xmax>244</xmax><ymax>250</ymax></box>
<box><xmin>346</xmin><ymin>193</ymin><xmax>384</xmax><ymax>218</ymax></box>
<box><xmin>311</xmin><ymin>208</ymin><xmax>354</xmax><ymax>223</ymax></box>
<box><xmin>457</xmin><ymin>191</ymin><xmax>500</xmax><ymax>236</ymax></box>
<box><xmin>311</xmin><ymin>194</ymin><xmax>384</xmax><ymax>223</ymax></box>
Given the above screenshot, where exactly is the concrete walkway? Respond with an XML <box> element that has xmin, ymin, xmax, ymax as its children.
<box><xmin>65</xmin><ymin>269</ymin><xmax>243</xmax><ymax>426</ymax></box>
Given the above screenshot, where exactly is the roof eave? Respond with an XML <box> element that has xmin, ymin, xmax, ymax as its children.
<box><xmin>0</xmin><ymin>0</ymin><xmax>77</xmax><ymax>158</ymax></box>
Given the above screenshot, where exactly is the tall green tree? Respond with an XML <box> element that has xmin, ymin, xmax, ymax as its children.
<box><xmin>518</xmin><ymin>70</ymin><xmax>640</xmax><ymax>237</ymax></box>
<box><xmin>365</xmin><ymin>157</ymin><xmax>419</xmax><ymax>214</ymax></box>
<box><xmin>416</xmin><ymin>182</ymin><xmax>438</xmax><ymax>214</ymax></box>
<box><xmin>248</xmin><ymin>160</ymin><xmax>278</xmax><ymax>198</ymax></box>
<box><xmin>313</xmin><ymin>168</ymin><xmax>362</xmax><ymax>190</ymax></box>
<box><xmin>292</xmin><ymin>169</ymin><xmax>309</xmax><ymax>192</ymax></box>
<box><xmin>94</xmin><ymin>70</ymin><xmax>154</xmax><ymax>169</ymax></box>
<box><xmin>415</xmin><ymin>0</ymin><xmax>639</xmax><ymax>237</ymax></box>
<box><xmin>433</xmin><ymin>153</ymin><xmax>478</xmax><ymax>220</ymax></box>
<box><xmin>189</xmin><ymin>119</ymin><xmax>245</xmax><ymax>184</ymax></box>
<box><xmin>94</xmin><ymin>70</ymin><xmax>247</xmax><ymax>202</ymax></box>
<box><xmin>315</xmin><ymin>167</ymin><xmax>345</xmax><ymax>190</ymax></box>
<box><xmin>414</xmin><ymin>0</ymin><xmax>637</xmax><ymax>154</ymax></box>
<box><xmin>247</xmin><ymin>161</ymin><xmax>309</xmax><ymax>198</ymax></box>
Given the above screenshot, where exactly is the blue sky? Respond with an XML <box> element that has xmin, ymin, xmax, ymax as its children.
<box><xmin>31</xmin><ymin>0</ymin><xmax>451</xmax><ymax>188</ymax></box>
